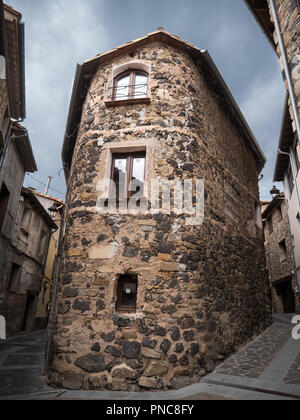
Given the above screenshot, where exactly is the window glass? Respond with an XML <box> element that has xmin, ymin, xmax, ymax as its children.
<box><xmin>131</xmin><ymin>156</ymin><xmax>145</xmax><ymax>195</ymax></box>
<box><xmin>113</xmin><ymin>157</ymin><xmax>127</xmax><ymax>198</ymax></box>
<box><xmin>134</xmin><ymin>74</ymin><xmax>148</xmax><ymax>98</ymax></box>
<box><xmin>115</xmin><ymin>75</ymin><xmax>130</xmax><ymax>100</ymax></box>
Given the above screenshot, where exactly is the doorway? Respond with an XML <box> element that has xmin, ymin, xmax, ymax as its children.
<box><xmin>21</xmin><ymin>294</ymin><xmax>37</xmax><ymax>332</ymax></box>
<box><xmin>275</xmin><ymin>278</ymin><xmax>296</xmax><ymax>314</ymax></box>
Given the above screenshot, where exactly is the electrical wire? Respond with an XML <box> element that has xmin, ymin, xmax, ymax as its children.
<box><xmin>26</xmin><ymin>173</ymin><xmax>66</xmax><ymax>197</ymax></box>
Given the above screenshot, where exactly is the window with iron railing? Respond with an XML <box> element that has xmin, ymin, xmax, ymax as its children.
<box><xmin>110</xmin><ymin>70</ymin><xmax>148</xmax><ymax>101</ymax></box>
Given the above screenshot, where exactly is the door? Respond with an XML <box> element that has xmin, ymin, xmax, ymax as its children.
<box><xmin>21</xmin><ymin>295</ymin><xmax>36</xmax><ymax>332</ymax></box>
<box><xmin>281</xmin><ymin>281</ymin><xmax>296</xmax><ymax>314</ymax></box>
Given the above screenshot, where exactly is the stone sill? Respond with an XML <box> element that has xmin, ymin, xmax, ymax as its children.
<box><xmin>105</xmin><ymin>98</ymin><xmax>151</xmax><ymax>108</ymax></box>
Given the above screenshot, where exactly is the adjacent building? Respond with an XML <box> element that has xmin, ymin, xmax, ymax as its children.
<box><xmin>32</xmin><ymin>190</ymin><xmax>64</xmax><ymax>330</ymax></box>
<box><xmin>48</xmin><ymin>30</ymin><xmax>272</xmax><ymax>391</ymax></box>
<box><xmin>2</xmin><ymin>187</ymin><xmax>57</xmax><ymax>337</ymax></box>
<box><xmin>245</xmin><ymin>0</ymin><xmax>300</xmax><ymax>308</ymax></box>
<box><xmin>262</xmin><ymin>193</ymin><xmax>299</xmax><ymax>313</ymax></box>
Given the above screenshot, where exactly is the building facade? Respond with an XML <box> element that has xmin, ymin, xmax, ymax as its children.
<box><xmin>262</xmin><ymin>193</ymin><xmax>299</xmax><ymax>313</ymax></box>
<box><xmin>245</xmin><ymin>0</ymin><xmax>300</xmax><ymax>308</ymax></box>
<box><xmin>0</xmin><ymin>3</ymin><xmax>38</xmax><ymax>336</ymax></box>
<box><xmin>3</xmin><ymin>187</ymin><xmax>57</xmax><ymax>337</ymax></box>
<box><xmin>49</xmin><ymin>30</ymin><xmax>272</xmax><ymax>391</ymax></box>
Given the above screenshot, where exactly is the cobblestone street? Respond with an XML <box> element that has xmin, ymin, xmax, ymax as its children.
<box><xmin>0</xmin><ymin>315</ymin><xmax>299</xmax><ymax>400</ymax></box>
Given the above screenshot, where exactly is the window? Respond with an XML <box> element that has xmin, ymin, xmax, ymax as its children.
<box><xmin>268</xmin><ymin>217</ymin><xmax>273</xmax><ymax>235</ymax></box>
<box><xmin>7</xmin><ymin>263</ymin><xmax>21</xmax><ymax>292</ymax></box>
<box><xmin>21</xmin><ymin>206</ymin><xmax>32</xmax><ymax>231</ymax></box>
<box><xmin>38</xmin><ymin>231</ymin><xmax>48</xmax><ymax>259</ymax></box>
<box><xmin>279</xmin><ymin>240</ymin><xmax>288</xmax><ymax>261</ymax></box>
<box><xmin>111</xmin><ymin>152</ymin><xmax>146</xmax><ymax>199</ymax></box>
<box><xmin>112</xmin><ymin>70</ymin><xmax>148</xmax><ymax>101</ymax></box>
<box><xmin>0</xmin><ymin>183</ymin><xmax>10</xmax><ymax>232</ymax></box>
<box><xmin>278</xmin><ymin>204</ymin><xmax>283</xmax><ymax>222</ymax></box>
<box><xmin>287</xmin><ymin>163</ymin><xmax>294</xmax><ymax>196</ymax></box>
<box><xmin>116</xmin><ymin>275</ymin><xmax>138</xmax><ymax>313</ymax></box>
<box><xmin>293</xmin><ymin>135</ymin><xmax>300</xmax><ymax>172</ymax></box>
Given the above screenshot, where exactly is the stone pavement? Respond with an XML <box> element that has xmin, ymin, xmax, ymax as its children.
<box><xmin>0</xmin><ymin>315</ymin><xmax>299</xmax><ymax>400</ymax></box>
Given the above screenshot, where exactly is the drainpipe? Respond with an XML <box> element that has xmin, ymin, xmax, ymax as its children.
<box><xmin>269</xmin><ymin>0</ymin><xmax>300</xmax><ymax>145</ymax></box>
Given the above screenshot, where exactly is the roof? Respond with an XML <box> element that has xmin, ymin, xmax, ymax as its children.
<box><xmin>243</xmin><ymin>0</ymin><xmax>275</xmax><ymax>48</ymax></box>
<box><xmin>3</xmin><ymin>3</ymin><xmax>25</xmax><ymax>120</ymax></box>
<box><xmin>22</xmin><ymin>187</ymin><xmax>57</xmax><ymax>230</ymax></box>
<box><xmin>274</xmin><ymin>94</ymin><xmax>294</xmax><ymax>182</ymax></box>
<box><xmin>62</xmin><ymin>29</ymin><xmax>266</xmax><ymax>178</ymax></box>
<box><xmin>11</xmin><ymin>122</ymin><xmax>37</xmax><ymax>172</ymax></box>
<box><xmin>261</xmin><ymin>193</ymin><xmax>285</xmax><ymax>220</ymax></box>
<box><xmin>31</xmin><ymin>189</ymin><xmax>64</xmax><ymax>206</ymax></box>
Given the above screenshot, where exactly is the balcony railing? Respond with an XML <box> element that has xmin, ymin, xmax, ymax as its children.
<box><xmin>108</xmin><ymin>83</ymin><xmax>148</xmax><ymax>101</ymax></box>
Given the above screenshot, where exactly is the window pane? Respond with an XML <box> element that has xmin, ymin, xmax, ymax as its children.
<box><xmin>131</xmin><ymin>156</ymin><xmax>145</xmax><ymax>195</ymax></box>
<box><xmin>134</xmin><ymin>74</ymin><xmax>148</xmax><ymax>98</ymax></box>
<box><xmin>115</xmin><ymin>75</ymin><xmax>130</xmax><ymax>100</ymax></box>
<box><xmin>113</xmin><ymin>158</ymin><xmax>127</xmax><ymax>198</ymax></box>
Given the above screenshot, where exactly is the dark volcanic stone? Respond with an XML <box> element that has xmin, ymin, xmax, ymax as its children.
<box><xmin>183</xmin><ymin>330</ymin><xmax>195</xmax><ymax>342</ymax></box>
<box><xmin>142</xmin><ymin>337</ymin><xmax>158</xmax><ymax>349</ymax></box>
<box><xmin>123</xmin><ymin>247</ymin><xmax>139</xmax><ymax>258</ymax></box>
<box><xmin>62</xmin><ymin>287</ymin><xmax>78</xmax><ymax>299</ymax></box>
<box><xmin>91</xmin><ymin>343</ymin><xmax>101</xmax><ymax>353</ymax></box>
<box><xmin>72</xmin><ymin>299</ymin><xmax>90</xmax><ymax>313</ymax></box>
<box><xmin>123</xmin><ymin>341</ymin><xmax>141</xmax><ymax>359</ymax></box>
<box><xmin>154</xmin><ymin>325</ymin><xmax>167</xmax><ymax>337</ymax></box>
<box><xmin>101</xmin><ymin>331</ymin><xmax>116</xmax><ymax>343</ymax></box>
<box><xmin>97</xmin><ymin>234</ymin><xmax>108</xmax><ymax>243</ymax></box>
<box><xmin>75</xmin><ymin>354</ymin><xmax>105</xmax><ymax>373</ymax></box>
<box><xmin>160</xmin><ymin>339</ymin><xmax>171</xmax><ymax>354</ymax></box>
<box><xmin>169</xmin><ymin>354</ymin><xmax>178</xmax><ymax>364</ymax></box>
<box><xmin>96</xmin><ymin>300</ymin><xmax>106</xmax><ymax>311</ymax></box>
<box><xmin>190</xmin><ymin>343</ymin><xmax>200</xmax><ymax>356</ymax></box>
<box><xmin>175</xmin><ymin>343</ymin><xmax>184</xmax><ymax>354</ymax></box>
<box><xmin>58</xmin><ymin>301</ymin><xmax>70</xmax><ymax>315</ymax></box>
<box><xmin>170</xmin><ymin>327</ymin><xmax>181</xmax><ymax>341</ymax></box>
<box><xmin>105</xmin><ymin>346</ymin><xmax>121</xmax><ymax>358</ymax></box>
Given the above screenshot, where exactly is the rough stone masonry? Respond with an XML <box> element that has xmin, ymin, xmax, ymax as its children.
<box><xmin>48</xmin><ymin>31</ymin><xmax>272</xmax><ymax>392</ymax></box>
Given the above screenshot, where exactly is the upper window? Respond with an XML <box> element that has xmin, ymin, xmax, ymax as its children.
<box><xmin>113</xmin><ymin>70</ymin><xmax>148</xmax><ymax>101</ymax></box>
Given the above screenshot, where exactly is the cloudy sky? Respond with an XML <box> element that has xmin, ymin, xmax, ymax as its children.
<box><xmin>8</xmin><ymin>0</ymin><xmax>285</xmax><ymax>200</ymax></box>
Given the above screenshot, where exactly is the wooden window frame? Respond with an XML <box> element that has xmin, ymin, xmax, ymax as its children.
<box><xmin>110</xmin><ymin>151</ymin><xmax>146</xmax><ymax>200</ymax></box>
<box><xmin>112</xmin><ymin>70</ymin><xmax>148</xmax><ymax>101</ymax></box>
<box><xmin>116</xmin><ymin>275</ymin><xmax>138</xmax><ymax>314</ymax></box>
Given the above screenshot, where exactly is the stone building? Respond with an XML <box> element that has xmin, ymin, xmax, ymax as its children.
<box><xmin>2</xmin><ymin>187</ymin><xmax>57</xmax><ymax>337</ymax></box>
<box><xmin>49</xmin><ymin>30</ymin><xmax>272</xmax><ymax>391</ymax></box>
<box><xmin>262</xmin><ymin>193</ymin><xmax>299</xmax><ymax>313</ymax></box>
<box><xmin>245</xmin><ymin>0</ymin><xmax>300</xmax><ymax>308</ymax></box>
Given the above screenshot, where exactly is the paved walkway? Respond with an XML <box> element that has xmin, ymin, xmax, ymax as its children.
<box><xmin>0</xmin><ymin>315</ymin><xmax>299</xmax><ymax>400</ymax></box>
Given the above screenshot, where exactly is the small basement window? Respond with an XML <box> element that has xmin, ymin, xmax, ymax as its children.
<box><xmin>116</xmin><ymin>274</ymin><xmax>138</xmax><ymax>313</ymax></box>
